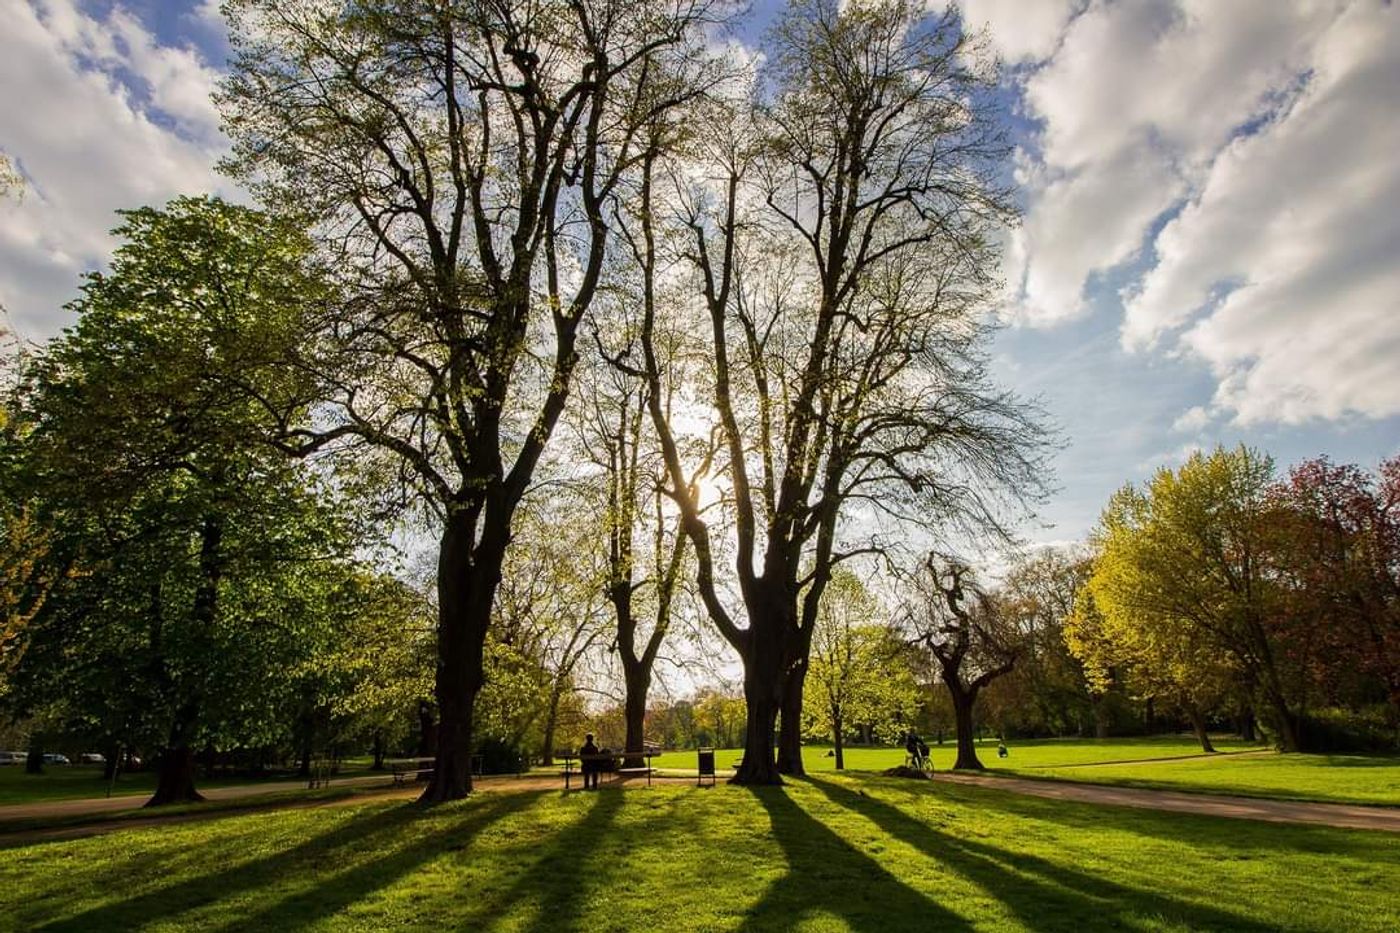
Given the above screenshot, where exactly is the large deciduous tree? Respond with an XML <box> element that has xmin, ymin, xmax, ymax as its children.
<box><xmin>636</xmin><ymin>0</ymin><xmax>1044</xmax><ymax>784</ymax></box>
<box><xmin>1085</xmin><ymin>446</ymin><xmax>1314</xmax><ymax>751</ymax></box>
<box><xmin>219</xmin><ymin>0</ymin><xmax>720</xmax><ymax>799</ymax></box>
<box><xmin>11</xmin><ymin>197</ymin><xmax>352</xmax><ymax>805</ymax></box>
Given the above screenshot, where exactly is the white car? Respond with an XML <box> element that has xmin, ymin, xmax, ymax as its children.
<box><xmin>79</xmin><ymin>753</ymin><xmax>106</xmax><ymax>765</ymax></box>
<box><xmin>0</xmin><ymin>751</ymin><xmax>25</xmax><ymax>766</ymax></box>
<box><xmin>42</xmin><ymin>753</ymin><xmax>71</xmax><ymax>765</ymax></box>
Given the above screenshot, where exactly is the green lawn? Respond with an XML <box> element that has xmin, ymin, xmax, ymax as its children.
<box><xmin>647</xmin><ymin>738</ymin><xmax>1400</xmax><ymax>807</ymax></box>
<box><xmin>1</xmin><ymin>775</ymin><xmax>1396</xmax><ymax>931</ymax></box>
<box><xmin>1007</xmin><ymin>751</ymin><xmax>1400</xmax><ymax>806</ymax></box>
<box><xmin>650</xmin><ymin>735</ymin><xmax>1262</xmax><ymax>775</ymax></box>
<box><xmin>0</xmin><ymin>763</ymin><xmax>377</xmax><ymax>806</ymax></box>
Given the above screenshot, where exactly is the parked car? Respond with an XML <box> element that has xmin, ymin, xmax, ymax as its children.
<box><xmin>42</xmin><ymin>753</ymin><xmax>71</xmax><ymax>766</ymax></box>
<box><xmin>79</xmin><ymin>753</ymin><xmax>106</xmax><ymax>765</ymax></box>
<box><xmin>0</xmin><ymin>751</ymin><xmax>25</xmax><ymax>766</ymax></box>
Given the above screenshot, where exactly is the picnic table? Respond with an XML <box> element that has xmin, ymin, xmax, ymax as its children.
<box><xmin>561</xmin><ymin>749</ymin><xmax>660</xmax><ymax>789</ymax></box>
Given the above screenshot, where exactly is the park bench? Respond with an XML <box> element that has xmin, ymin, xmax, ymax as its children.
<box><xmin>387</xmin><ymin>758</ymin><xmax>435</xmax><ymax>785</ymax></box>
<box><xmin>561</xmin><ymin>749</ymin><xmax>659</xmax><ymax>789</ymax></box>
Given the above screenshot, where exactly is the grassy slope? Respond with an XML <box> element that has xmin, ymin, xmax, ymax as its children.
<box><xmin>1</xmin><ymin>776</ymin><xmax>1396</xmax><ymax>932</ymax></box>
<box><xmin>649</xmin><ymin>738</ymin><xmax>1400</xmax><ymax>806</ymax></box>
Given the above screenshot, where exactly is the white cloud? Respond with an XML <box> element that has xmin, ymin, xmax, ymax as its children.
<box><xmin>1127</xmin><ymin>1</ymin><xmax>1400</xmax><ymax>424</ymax></box>
<box><xmin>1171</xmin><ymin>405</ymin><xmax>1210</xmax><ymax>433</ymax></box>
<box><xmin>955</xmin><ymin>0</ymin><xmax>1079</xmax><ymax>63</ymax></box>
<box><xmin>0</xmin><ymin>0</ymin><xmax>231</xmax><ymax>340</ymax></box>
<box><xmin>998</xmin><ymin>0</ymin><xmax>1398</xmax><ymax>425</ymax></box>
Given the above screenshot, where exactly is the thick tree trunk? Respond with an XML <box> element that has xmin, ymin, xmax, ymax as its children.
<box><xmin>733</xmin><ymin>685</ymin><xmax>782</xmax><ymax>784</ymax></box>
<box><xmin>832</xmin><ymin>710</ymin><xmax>844</xmax><ymax>771</ymax></box>
<box><xmin>421</xmin><ymin>511</ymin><xmax>500</xmax><ymax>802</ymax></box>
<box><xmin>776</xmin><ymin>660</ymin><xmax>807</xmax><ymax>776</ymax></box>
<box><xmin>1187</xmin><ymin>706</ymin><xmax>1215</xmax><ymax>753</ymax></box>
<box><xmin>147</xmin><ymin>736</ymin><xmax>204</xmax><ymax>807</ymax></box>
<box><xmin>949</xmin><ymin>687</ymin><xmax>984</xmax><ymax>771</ymax></box>
<box><xmin>25</xmin><ymin>736</ymin><xmax>43</xmax><ymax>775</ymax></box>
<box><xmin>621</xmin><ymin>661</ymin><xmax>650</xmax><ymax>769</ymax></box>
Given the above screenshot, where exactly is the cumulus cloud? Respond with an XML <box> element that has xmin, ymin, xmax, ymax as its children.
<box><xmin>999</xmin><ymin>0</ymin><xmax>1398</xmax><ymax>425</ymax></box>
<box><xmin>0</xmin><ymin>0</ymin><xmax>231</xmax><ymax>340</ymax></box>
<box><xmin>955</xmin><ymin>0</ymin><xmax>1080</xmax><ymax>63</ymax></box>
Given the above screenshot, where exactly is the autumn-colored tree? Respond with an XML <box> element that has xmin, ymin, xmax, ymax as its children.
<box><xmin>1266</xmin><ymin>456</ymin><xmax>1400</xmax><ymax>728</ymax></box>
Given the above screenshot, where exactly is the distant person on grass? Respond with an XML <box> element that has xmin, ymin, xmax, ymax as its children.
<box><xmin>998</xmin><ymin>740</ymin><xmax>1009</xmax><ymax>759</ymax></box>
<box><xmin>580</xmin><ymin>733</ymin><xmax>601</xmax><ymax>790</ymax></box>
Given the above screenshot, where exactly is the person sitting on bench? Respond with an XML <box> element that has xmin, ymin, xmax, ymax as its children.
<box><xmin>580</xmin><ymin>733</ymin><xmax>601</xmax><ymax>790</ymax></box>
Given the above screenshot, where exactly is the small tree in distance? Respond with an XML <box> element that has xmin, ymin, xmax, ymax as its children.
<box><xmin>903</xmin><ymin>555</ymin><xmax>1020</xmax><ymax>770</ymax></box>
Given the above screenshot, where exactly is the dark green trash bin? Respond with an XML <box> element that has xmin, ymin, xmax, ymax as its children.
<box><xmin>697</xmin><ymin>747</ymin><xmax>716</xmax><ymax>786</ymax></box>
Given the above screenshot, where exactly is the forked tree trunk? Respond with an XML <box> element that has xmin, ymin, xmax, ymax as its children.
<box><xmin>734</xmin><ymin>686</ymin><xmax>783</xmax><ymax>784</ymax></box>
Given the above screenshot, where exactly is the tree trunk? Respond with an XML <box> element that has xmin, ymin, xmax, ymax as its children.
<box><xmin>102</xmin><ymin>743</ymin><xmax>120</xmax><ymax>781</ymax></box>
<box><xmin>371</xmin><ymin>730</ymin><xmax>385</xmax><ymax>771</ymax></box>
<box><xmin>148</xmin><ymin>744</ymin><xmax>203</xmax><ymax>806</ymax></box>
<box><xmin>421</xmin><ymin>511</ymin><xmax>499</xmax><ymax>802</ymax></box>
<box><xmin>832</xmin><ymin>710</ymin><xmax>844</xmax><ymax>771</ymax></box>
<box><xmin>621</xmin><ymin>661</ymin><xmax>650</xmax><ymax>769</ymax></box>
<box><xmin>25</xmin><ymin>735</ymin><xmax>43</xmax><ymax>775</ymax></box>
<box><xmin>1187</xmin><ymin>706</ymin><xmax>1215</xmax><ymax>753</ymax></box>
<box><xmin>541</xmin><ymin>680</ymin><xmax>564</xmax><ymax>767</ymax></box>
<box><xmin>733</xmin><ymin>685</ymin><xmax>782</xmax><ymax>784</ymax></box>
<box><xmin>1239</xmin><ymin>708</ymin><xmax>1257</xmax><ymax>743</ymax></box>
<box><xmin>776</xmin><ymin>660</ymin><xmax>807</xmax><ymax>776</ymax></box>
<box><xmin>949</xmin><ymin>687</ymin><xmax>984</xmax><ymax>770</ymax></box>
<box><xmin>1263</xmin><ymin>692</ymin><xmax>1303</xmax><ymax>752</ymax></box>
<box><xmin>1093</xmin><ymin>699</ymin><xmax>1110</xmax><ymax>739</ymax></box>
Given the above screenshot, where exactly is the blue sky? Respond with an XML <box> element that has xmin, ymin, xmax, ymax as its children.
<box><xmin>2</xmin><ymin>0</ymin><xmax>1397</xmax><ymax>547</ymax></box>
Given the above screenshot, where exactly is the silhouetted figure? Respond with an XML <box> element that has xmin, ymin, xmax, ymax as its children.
<box><xmin>997</xmin><ymin>740</ymin><xmax>1009</xmax><ymax>759</ymax></box>
<box><xmin>580</xmin><ymin>733</ymin><xmax>600</xmax><ymax>790</ymax></box>
<box><xmin>905</xmin><ymin>731</ymin><xmax>930</xmax><ymax>771</ymax></box>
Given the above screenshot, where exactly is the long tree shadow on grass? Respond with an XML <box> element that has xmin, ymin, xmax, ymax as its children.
<box><xmin>35</xmin><ymin>792</ymin><xmax>542</xmax><ymax>932</ymax></box>
<box><xmin>489</xmin><ymin>786</ymin><xmax>625</xmax><ymax>932</ymax></box>
<box><xmin>742</xmin><ymin>786</ymin><xmax>974</xmax><ymax>932</ymax></box>
<box><xmin>807</xmin><ymin>776</ymin><xmax>1282</xmax><ymax>932</ymax></box>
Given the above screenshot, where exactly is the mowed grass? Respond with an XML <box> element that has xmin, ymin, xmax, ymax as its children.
<box><xmin>649</xmin><ymin>738</ymin><xmax>1400</xmax><ymax>807</ymax></box>
<box><xmin>1010</xmin><ymin>752</ymin><xmax>1400</xmax><ymax>806</ymax></box>
<box><xmin>1</xmin><ymin>775</ymin><xmax>1396</xmax><ymax>932</ymax></box>
<box><xmin>650</xmin><ymin>735</ymin><xmax>1261</xmax><ymax>775</ymax></box>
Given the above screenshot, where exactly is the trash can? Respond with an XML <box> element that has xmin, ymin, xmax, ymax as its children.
<box><xmin>697</xmin><ymin>747</ymin><xmax>716</xmax><ymax>786</ymax></box>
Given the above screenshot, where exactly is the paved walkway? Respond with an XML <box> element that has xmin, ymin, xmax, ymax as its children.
<box><xmin>932</xmin><ymin>772</ymin><xmax>1400</xmax><ymax>832</ymax></box>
